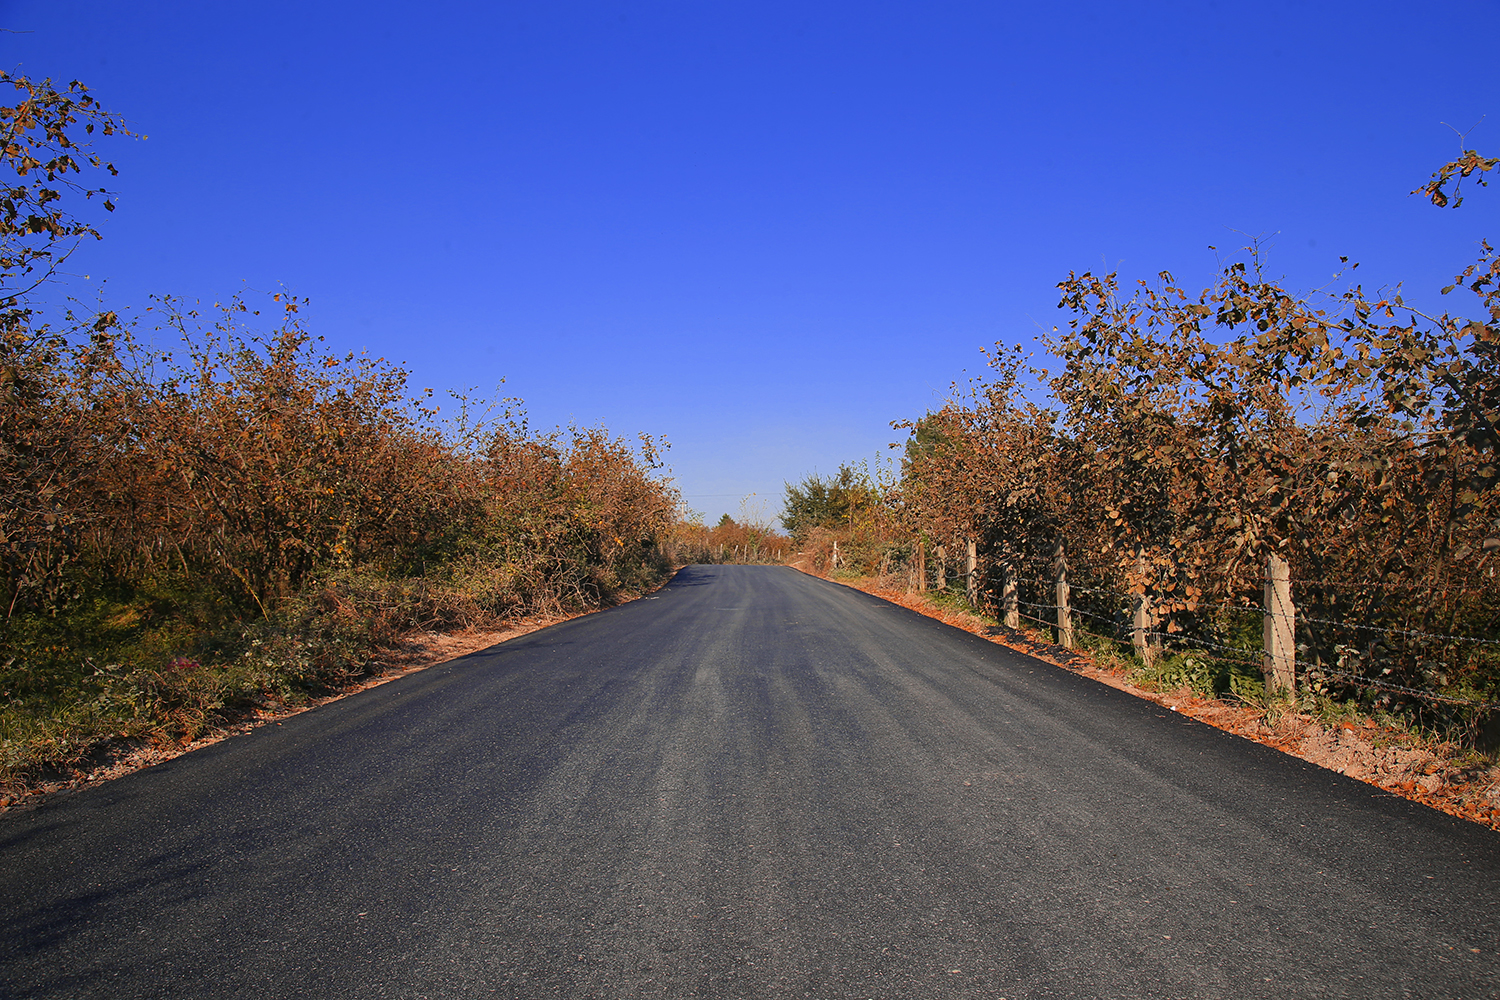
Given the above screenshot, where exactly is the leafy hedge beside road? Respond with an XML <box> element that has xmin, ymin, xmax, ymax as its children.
<box><xmin>789</xmin><ymin>146</ymin><xmax>1500</xmax><ymax>742</ymax></box>
<box><xmin>0</xmin><ymin>297</ymin><xmax>678</xmax><ymax>788</ymax></box>
<box><xmin>0</xmin><ymin>72</ymin><xmax>678</xmax><ymax>790</ymax></box>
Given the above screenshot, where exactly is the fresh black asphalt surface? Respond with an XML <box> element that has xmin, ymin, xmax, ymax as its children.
<box><xmin>2</xmin><ymin>564</ymin><xmax>1498</xmax><ymax>999</ymax></box>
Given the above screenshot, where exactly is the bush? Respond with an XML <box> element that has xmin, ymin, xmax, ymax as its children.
<box><xmin>0</xmin><ymin>297</ymin><xmax>678</xmax><ymax>789</ymax></box>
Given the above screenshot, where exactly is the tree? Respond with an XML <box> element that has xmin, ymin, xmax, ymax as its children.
<box><xmin>0</xmin><ymin>71</ymin><xmax>136</xmax><ymax>309</ymax></box>
<box><xmin>781</xmin><ymin>464</ymin><xmax>875</xmax><ymax>540</ymax></box>
<box><xmin>0</xmin><ymin>72</ymin><xmax>134</xmax><ymax>613</ymax></box>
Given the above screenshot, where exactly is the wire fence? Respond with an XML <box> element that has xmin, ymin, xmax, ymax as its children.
<box><xmin>947</xmin><ymin>551</ymin><xmax>1500</xmax><ymax>714</ymax></box>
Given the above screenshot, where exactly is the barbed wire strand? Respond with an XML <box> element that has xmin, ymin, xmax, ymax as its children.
<box><xmin>1006</xmin><ymin>603</ymin><xmax>1496</xmax><ymax>709</ymax></box>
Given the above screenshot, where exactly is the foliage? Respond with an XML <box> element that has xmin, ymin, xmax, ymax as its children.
<box><xmin>665</xmin><ymin>510</ymin><xmax>790</xmax><ymax>564</ymax></box>
<box><xmin>895</xmin><ymin>351</ymin><xmax>1068</xmax><ymax>565</ymax></box>
<box><xmin>844</xmin><ymin>139</ymin><xmax>1500</xmax><ymax>742</ymax></box>
<box><xmin>0</xmin><ymin>297</ymin><xmax>679</xmax><ymax>787</ymax></box>
<box><xmin>1</xmin><ymin>289</ymin><xmax>679</xmax><ymax>608</ymax></box>
<box><xmin>781</xmin><ymin>464</ymin><xmax>879</xmax><ymax>540</ymax></box>
<box><xmin>1416</xmin><ymin>139</ymin><xmax>1497</xmax><ymax>209</ymax></box>
<box><xmin>0</xmin><ymin>70</ymin><xmax>682</xmax><ymax>791</ymax></box>
<box><xmin>1</xmin><ymin>71</ymin><xmax>136</xmax><ymax>305</ymax></box>
<box><xmin>1130</xmin><ymin>651</ymin><xmax>1217</xmax><ymax>699</ymax></box>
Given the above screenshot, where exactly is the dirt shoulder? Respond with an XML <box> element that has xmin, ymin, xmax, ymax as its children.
<box><xmin>810</xmin><ymin>566</ymin><xmax>1500</xmax><ymax>832</ymax></box>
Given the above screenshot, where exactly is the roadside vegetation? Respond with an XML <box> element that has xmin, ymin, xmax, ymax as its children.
<box><xmin>822</xmin><ymin>569</ymin><xmax>1500</xmax><ymax>829</ymax></box>
<box><xmin>787</xmin><ymin>140</ymin><xmax>1500</xmax><ymax>765</ymax></box>
<box><xmin>0</xmin><ymin>73</ymin><xmax>677</xmax><ymax>795</ymax></box>
<box><xmin>664</xmin><ymin>510</ymin><xmax>791</xmax><ymax>565</ymax></box>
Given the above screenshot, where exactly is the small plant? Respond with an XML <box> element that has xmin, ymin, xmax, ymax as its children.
<box><xmin>1131</xmin><ymin>651</ymin><xmax>1216</xmax><ymax>697</ymax></box>
<box><xmin>1226</xmin><ymin>671</ymin><xmax>1303</xmax><ymax>726</ymax></box>
<box><xmin>1227</xmin><ymin>669</ymin><xmax>1265</xmax><ymax>704</ymax></box>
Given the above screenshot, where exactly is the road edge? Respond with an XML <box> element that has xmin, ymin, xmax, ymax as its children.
<box><xmin>797</xmin><ymin>564</ymin><xmax>1500</xmax><ymax>832</ymax></box>
<box><xmin>0</xmin><ymin>572</ymin><xmax>681</xmax><ymax>815</ymax></box>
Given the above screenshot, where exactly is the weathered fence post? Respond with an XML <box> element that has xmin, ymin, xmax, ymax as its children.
<box><xmin>914</xmin><ymin>543</ymin><xmax>927</xmax><ymax>593</ymax></box>
<box><xmin>1263</xmin><ymin>552</ymin><xmax>1295</xmax><ymax>696</ymax></box>
<box><xmin>965</xmin><ymin>538</ymin><xmax>978</xmax><ymax>606</ymax></box>
<box><xmin>935</xmin><ymin>545</ymin><xmax>948</xmax><ymax>590</ymax></box>
<box><xmin>1132</xmin><ymin>550</ymin><xmax>1153</xmax><ymax>664</ymax></box>
<box><xmin>1054</xmin><ymin>541</ymin><xmax>1073</xmax><ymax>649</ymax></box>
<box><xmin>831</xmin><ymin>540</ymin><xmax>839</xmax><ymax>572</ymax></box>
<box><xmin>1002</xmin><ymin>560</ymin><xmax>1019</xmax><ymax>629</ymax></box>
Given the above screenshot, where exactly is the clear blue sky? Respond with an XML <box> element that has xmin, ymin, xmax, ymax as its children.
<box><xmin>3</xmin><ymin>1</ymin><xmax>1496</xmax><ymax>526</ymax></box>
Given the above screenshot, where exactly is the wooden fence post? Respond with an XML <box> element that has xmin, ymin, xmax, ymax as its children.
<box><xmin>1055</xmin><ymin>541</ymin><xmax>1073</xmax><ymax>649</ymax></box>
<box><xmin>1002</xmin><ymin>560</ymin><xmax>1019</xmax><ymax>628</ymax></box>
<box><xmin>1263</xmin><ymin>553</ymin><xmax>1295</xmax><ymax>696</ymax></box>
<box><xmin>1132</xmin><ymin>550</ymin><xmax>1153</xmax><ymax>664</ymax></box>
<box><xmin>915</xmin><ymin>544</ymin><xmax>927</xmax><ymax>593</ymax></box>
<box><xmin>935</xmin><ymin>545</ymin><xmax>948</xmax><ymax>590</ymax></box>
<box><xmin>831</xmin><ymin>540</ymin><xmax>839</xmax><ymax>572</ymax></box>
<box><xmin>965</xmin><ymin>538</ymin><xmax>978</xmax><ymax>606</ymax></box>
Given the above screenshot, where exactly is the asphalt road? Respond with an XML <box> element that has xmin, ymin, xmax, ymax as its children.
<box><xmin>2</xmin><ymin>565</ymin><xmax>1498</xmax><ymax>999</ymax></box>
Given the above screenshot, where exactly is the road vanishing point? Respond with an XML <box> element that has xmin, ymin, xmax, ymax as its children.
<box><xmin>2</xmin><ymin>565</ymin><xmax>1497</xmax><ymax>999</ymax></box>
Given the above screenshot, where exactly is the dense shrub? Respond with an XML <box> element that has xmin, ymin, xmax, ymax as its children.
<box><xmin>0</xmin><ymin>69</ymin><xmax>683</xmax><ymax>788</ymax></box>
<box><xmin>0</xmin><ymin>298</ymin><xmax>678</xmax><ymax>786</ymax></box>
<box><xmin>802</xmin><ymin>145</ymin><xmax>1500</xmax><ymax>737</ymax></box>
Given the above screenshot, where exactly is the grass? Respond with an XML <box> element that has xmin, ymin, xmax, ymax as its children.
<box><xmin>0</xmin><ymin>578</ymin><xmax>373</xmax><ymax>788</ymax></box>
<box><xmin>919</xmin><ymin>583</ymin><xmax>987</xmax><ymax>617</ymax></box>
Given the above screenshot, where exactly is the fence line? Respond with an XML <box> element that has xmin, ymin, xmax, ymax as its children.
<box><xmin>1279</xmin><ymin>612</ymin><xmax>1500</xmax><ymax>648</ymax></box>
<box><xmin>1025</xmin><ymin>596</ymin><xmax>1497</xmax><ymax>709</ymax></box>
<box><xmin>926</xmin><ymin>537</ymin><xmax>1498</xmax><ymax>714</ymax></box>
<box><xmin>1059</xmin><ymin>586</ymin><xmax>1500</xmax><ymax>650</ymax></box>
